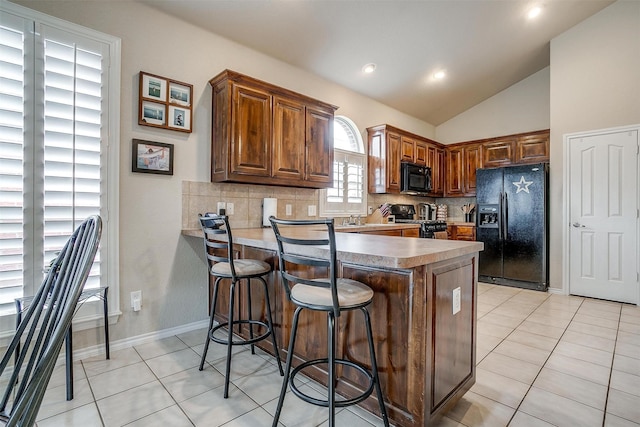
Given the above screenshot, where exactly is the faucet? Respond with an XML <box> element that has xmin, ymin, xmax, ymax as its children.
<box><xmin>356</xmin><ymin>215</ymin><xmax>362</xmax><ymax>225</ymax></box>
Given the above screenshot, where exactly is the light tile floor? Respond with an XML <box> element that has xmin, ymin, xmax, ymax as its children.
<box><xmin>34</xmin><ymin>283</ymin><xmax>640</xmax><ymax>426</ymax></box>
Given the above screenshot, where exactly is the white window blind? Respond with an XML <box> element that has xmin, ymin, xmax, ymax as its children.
<box><xmin>42</xmin><ymin>33</ymin><xmax>104</xmax><ymax>292</ymax></box>
<box><xmin>320</xmin><ymin>116</ymin><xmax>367</xmax><ymax>216</ymax></box>
<box><xmin>0</xmin><ymin>13</ymin><xmax>29</xmax><ymax>309</ymax></box>
<box><xmin>0</xmin><ymin>5</ymin><xmax>120</xmax><ymax>320</ymax></box>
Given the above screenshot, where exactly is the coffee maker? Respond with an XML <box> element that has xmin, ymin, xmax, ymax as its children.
<box><xmin>418</xmin><ymin>203</ymin><xmax>437</xmax><ymax>221</ymax></box>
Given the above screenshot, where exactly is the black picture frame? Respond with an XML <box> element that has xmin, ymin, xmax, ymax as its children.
<box><xmin>132</xmin><ymin>139</ymin><xmax>174</xmax><ymax>175</ymax></box>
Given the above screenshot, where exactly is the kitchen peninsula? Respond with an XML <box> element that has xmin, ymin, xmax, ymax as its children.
<box><xmin>183</xmin><ymin>227</ymin><xmax>483</xmax><ymax>426</ymax></box>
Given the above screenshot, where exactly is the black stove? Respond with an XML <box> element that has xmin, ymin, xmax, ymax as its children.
<box><xmin>390</xmin><ymin>204</ymin><xmax>447</xmax><ymax>238</ymax></box>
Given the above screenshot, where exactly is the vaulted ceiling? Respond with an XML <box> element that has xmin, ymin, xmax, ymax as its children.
<box><xmin>140</xmin><ymin>0</ymin><xmax>614</xmax><ymax>125</ymax></box>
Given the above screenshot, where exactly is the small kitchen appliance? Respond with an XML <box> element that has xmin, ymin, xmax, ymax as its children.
<box><xmin>418</xmin><ymin>203</ymin><xmax>437</xmax><ymax>221</ymax></box>
<box><xmin>390</xmin><ymin>204</ymin><xmax>447</xmax><ymax>238</ymax></box>
<box><xmin>400</xmin><ymin>162</ymin><xmax>432</xmax><ymax>195</ymax></box>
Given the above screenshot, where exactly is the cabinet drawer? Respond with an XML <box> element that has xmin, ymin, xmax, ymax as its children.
<box><xmin>455</xmin><ymin>226</ymin><xmax>476</xmax><ymax>240</ymax></box>
<box><xmin>447</xmin><ymin>225</ymin><xmax>476</xmax><ymax>241</ymax></box>
<box><xmin>359</xmin><ymin>229</ymin><xmax>403</xmax><ymax>237</ymax></box>
<box><xmin>402</xmin><ymin>228</ymin><xmax>420</xmax><ymax>238</ymax></box>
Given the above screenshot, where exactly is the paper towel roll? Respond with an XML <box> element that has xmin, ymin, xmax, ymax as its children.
<box><xmin>262</xmin><ymin>198</ymin><xmax>277</xmax><ymax>227</ymax></box>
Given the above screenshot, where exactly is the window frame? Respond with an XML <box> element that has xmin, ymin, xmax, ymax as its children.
<box><xmin>0</xmin><ymin>1</ymin><xmax>121</xmax><ymax>338</ymax></box>
<box><xmin>319</xmin><ymin>116</ymin><xmax>367</xmax><ymax>217</ymax></box>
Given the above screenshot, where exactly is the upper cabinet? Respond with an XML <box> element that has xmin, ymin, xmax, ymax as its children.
<box><xmin>367</xmin><ymin>125</ymin><xmax>444</xmax><ymax>197</ymax></box>
<box><xmin>444</xmin><ymin>144</ymin><xmax>481</xmax><ymax>197</ymax></box>
<box><xmin>209</xmin><ymin>70</ymin><xmax>337</xmax><ymax>188</ymax></box>
<box><xmin>515</xmin><ymin>130</ymin><xmax>550</xmax><ymax>164</ymax></box>
<box><xmin>444</xmin><ymin>129</ymin><xmax>550</xmax><ymax>197</ymax></box>
<box><xmin>481</xmin><ymin>130</ymin><xmax>549</xmax><ymax>168</ymax></box>
<box><xmin>367</xmin><ymin>126</ymin><xmax>401</xmax><ymax>193</ymax></box>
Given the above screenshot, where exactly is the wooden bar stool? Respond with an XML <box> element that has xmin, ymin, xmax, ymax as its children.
<box><xmin>269</xmin><ymin>217</ymin><xmax>389</xmax><ymax>427</ymax></box>
<box><xmin>198</xmin><ymin>213</ymin><xmax>283</xmax><ymax>398</ymax></box>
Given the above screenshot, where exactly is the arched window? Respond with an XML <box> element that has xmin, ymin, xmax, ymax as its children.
<box><xmin>320</xmin><ymin>116</ymin><xmax>367</xmax><ymax>216</ymax></box>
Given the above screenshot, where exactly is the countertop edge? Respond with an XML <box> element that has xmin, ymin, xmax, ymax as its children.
<box><xmin>182</xmin><ymin>228</ymin><xmax>483</xmax><ymax>269</ymax></box>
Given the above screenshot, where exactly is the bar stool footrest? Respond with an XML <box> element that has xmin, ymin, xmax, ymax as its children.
<box><xmin>209</xmin><ymin>320</ymin><xmax>271</xmax><ymax>346</ymax></box>
<box><xmin>289</xmin><ymin>358</ymin><xmax>375</xmax><ymax>408</ymax></box>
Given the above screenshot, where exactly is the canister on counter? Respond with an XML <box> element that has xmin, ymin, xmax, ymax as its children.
<box><xmin>436</xmin><ymin>204</ymin><xmax>448</xmax><ymax>221</ymax></box>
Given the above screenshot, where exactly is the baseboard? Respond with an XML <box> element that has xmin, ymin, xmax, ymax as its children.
<box><xmin>72</xmin><ymin>319</ymin><xmax>209</xmax><ymax>361</ymax></box>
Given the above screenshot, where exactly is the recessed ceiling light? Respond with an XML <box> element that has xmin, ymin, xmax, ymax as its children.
<box><xmin>527</xmin><ymin>6</ymin><xmax>542</xmax><ymax>19</ymax></box>
<box><xmin>433</xmin><ymin>70</ymin><xmax>446</xmax><ymax>80</ymax></box>
<box><xmin>362</xmin><ymin>63</ymin><xmax>376</xmax><ymax>74</ymax></box>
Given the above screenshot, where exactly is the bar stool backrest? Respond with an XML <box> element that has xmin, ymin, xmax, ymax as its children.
<box><xmin>0</xmin><ymin>215</ymin><xmax>102</xmax><ymax>427</ymax></box>
<box><xmin>199</xmin><ymin>213</ymin><xmax>237</xmax><ymax>279</ymax></box>
<box><xmin>269</xmin><ymin>217</ymin><xmax>340</xmax><ymax>318</ymax></box>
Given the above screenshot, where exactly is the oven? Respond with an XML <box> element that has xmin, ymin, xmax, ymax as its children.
<box><xmin>390</xmin><ymin>204</ymin><xmax>447</xmax><ymax>238</ymax></box>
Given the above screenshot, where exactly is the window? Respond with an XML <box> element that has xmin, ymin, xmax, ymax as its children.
<box><xmin>0</xmin><ymin>3</ymin><xmax>120</xmax><ymax>329</ymax></box>
<box><xmin>320</xmin><ymin>116</ymin><xmax>367</xmax><ymax>216</ymax></box>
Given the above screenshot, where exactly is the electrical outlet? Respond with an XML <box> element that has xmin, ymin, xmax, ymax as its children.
<box><xmin>217</xmin><ymin>202</ymin><xmax>225</xmax><ymax>214</ymax></box>
<box><xmin>368</xmin><ymin>206</ymin><xmax>374</xmax><ymax>215</ymax></box>
<box><xmin>131</xmin><ymin>290</ymin><xmax>142</xmax><ymax>312</ymax></box>
<box><xmin>452</xmin><ymin>287</ymin><xmax>461</xmax><ymax>315</ymax></box>
<box><xmin>308</xmin><ymin>205</ymin><xmax>316</xmax><ymax>216</ymax></box>
<box><xmin>226</xmin><ymin>202</ymin><xmax>234</xmax><ymax>215</ymax></box>
<box><xmin>286</xmin><ymin>204</ymin><xmax>292</xmax><ymax>216</ymax></box>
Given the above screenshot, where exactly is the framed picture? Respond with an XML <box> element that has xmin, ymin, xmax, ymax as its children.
<box><xmin>169</xmin><ymin>82</ymin><xmax>191</xmax><ymax>106</ymax></box>
<box><xmin>132</xmin><ymin>139</ymin><xmax>174</xmax><ymax>175</ymax></box>
<box><xmin>141</xmin><ymin>73</ymin><xmax>167</xmax><ymax>101</ymax></box>
<box><xmin>168</xmin><ymin>105</ymin><xmax>190</xmax><ymax>131</ymax></box>
<box><xmin>138</xmin><ymin>71</ymin><xmax>193</xmax><ymax>133</ymax></box>
<box><xmin>140</xmin><ymin>101</ymin><xmax>166</xmax><ymax>126</ymax></box>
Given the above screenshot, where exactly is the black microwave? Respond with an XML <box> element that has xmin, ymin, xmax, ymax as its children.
<box><xmin>401</xmin><ymin>162</ymin><xmax>432</xmax><ymax>195</ymax></box>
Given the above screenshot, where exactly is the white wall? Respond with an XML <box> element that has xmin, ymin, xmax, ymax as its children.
<box><xmin>549</xmin><ymin>0</ymin><xmax>640</xmax><ymax>291</ymax></box>
<box><xmin>12</xmin><ymin>0</ymin><xmax>436</xmax><ymax>347</ymax></box>
<box><xmin>436</xmin><ymin>67</ymin><xmax>550</xmax><ymax>144</ymax></box>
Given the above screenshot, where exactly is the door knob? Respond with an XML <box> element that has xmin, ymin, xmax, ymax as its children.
<box><xmin>572</xmin><ymin>222</ymin><xmax>585</xmax><ymax>228</ymax></box>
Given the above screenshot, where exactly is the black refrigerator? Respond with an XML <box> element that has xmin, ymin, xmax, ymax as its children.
<box><xmin>476</xmin><ymin>163</ymin><xmax>549</xmax><ymax>291</ymax></box>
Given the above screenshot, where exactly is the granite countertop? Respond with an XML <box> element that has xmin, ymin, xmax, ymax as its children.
<box><xmin>447</xmin><ymin>221</ymin><xmax>476</xmax><ymax>226</ymax></box>
<box><xmin>182</xmin><ymin>227</ymin><xmax>483</xmax><ymax>270</ymax></box>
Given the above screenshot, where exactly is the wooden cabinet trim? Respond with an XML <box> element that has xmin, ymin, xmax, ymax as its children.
<box><xmin>366</xmin><ymin>125</ymin><xmax>549</xmax><ymax>197</ymax></box>
<box><xmin>210</xmin><ymin>70</ymin><xmax>337</xmax><ymax>188</ymax></box>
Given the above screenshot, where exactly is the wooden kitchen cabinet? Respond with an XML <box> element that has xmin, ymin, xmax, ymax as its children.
<box><xmin>446</xmin><ymin>129</ymin><xmax>549</xmax><ymax>196</ymax></box>
<box><xmin>415</xmin><ymin>140</ymin><xmax>427</xmax><ymax>166</ymax></box>
<box><xmin>444</xmin><ymin>146</ymin><xmax>464</xmax><ymax>196</ymax></box>
<box><xmin>272</xmin><ymin>96</ymin><xmax>305</xmax><ymax>181</ymax></box>
<box><xmin>359</xmin><ymin>229</ymin><xmax>403</xmax><ymax>237</ymax></box>
<box><xmin>444</xmin><ymin>143</ymin><xmax>481</xmax><ymax>197</ymax></box>
<box><xmin>515</xmin><ymin>130</ymin><xmax>550</xmax><ymax>164</ymax></box>
<box><xmin>401</xmin><ymin>135</ymin><xmax>415</xmax><ymax>163</ymax></box>
<box><xmin>368</xmin><ymin>124</ymin><xmax>442</xmax><ymax>196</ymax></box>
<box><xmin>463</xmin><ymin>143</ymin><xmax>482</xmax><ymax>196</ymax></box>
<box><xmin>230</xmin><ymin>84</ymin><xmax>272</xmax><ymax>177</ymax></box>
<box><xmin>305</xmin><ymin>106</ymin><xmax>334</xmax><ymax>184</ymax></box>
<box><xmin>433</xmin><ymin>147</ymin><xmax>445</xmax><ymax>196</ymax></box>
<box><xmin>368</xmin><ymin>125</ymin><xmax>402</xmax><ymax>193</ymax></box>
<box><xmin>402</xmin><ymin>228</ymin><xmax>420</xmax><ymax>238</ymax></box>
<box><xmin>447</xmin><ymin>224</ymin><xmax>476</xmax><ymax>241</ymax></box>
<box><xmin>482</xmin><ymin>137</ymin><xmax>516</xmax><ymax>168</ymax></box>
<box><xmin>209</xmin><ymin>70</ymin><xmax>337</xmax><ymax>188</ymax></box>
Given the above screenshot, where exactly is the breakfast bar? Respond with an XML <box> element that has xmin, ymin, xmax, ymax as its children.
<box><xmin>183</xmin><ymin>227</ymin><xmax>483</xmax><ymax>427</ymax></box>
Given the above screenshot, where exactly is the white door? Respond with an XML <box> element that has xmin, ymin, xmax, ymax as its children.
<box><xmin>568</xmin><ymin>128</ymin><xmax>639</xmax><ymax>304</ymax></box>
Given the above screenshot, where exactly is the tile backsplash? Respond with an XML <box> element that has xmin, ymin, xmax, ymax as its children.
<box><xmin>183</xmin><ymin>180</ymin><xmax>476</xmax><ymax>229</ymax></box>
<box><xmin>182</xmin><ymin>181</ymin><xmax>318</xmax><ymax>229</ymax></box>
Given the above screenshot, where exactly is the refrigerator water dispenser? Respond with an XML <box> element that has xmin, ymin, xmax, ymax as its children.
<box><xmin>478</xmin><ymin>205</ymin><xmax>499</xmax><ymax>228</ymax></box>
